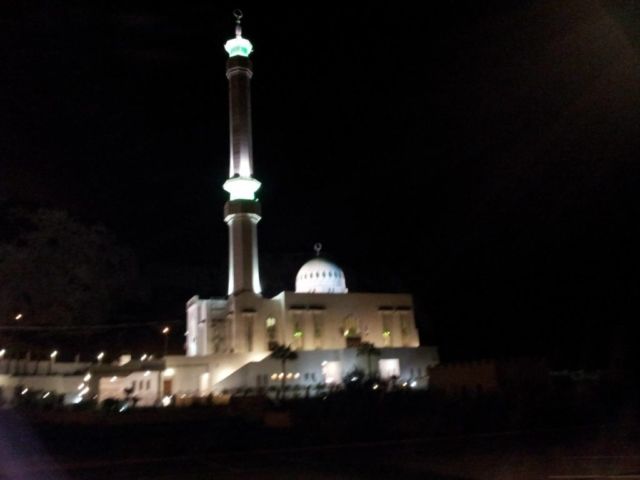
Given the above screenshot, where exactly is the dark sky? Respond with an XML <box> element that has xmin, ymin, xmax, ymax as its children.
<box><xmin>2</xmin><ymin>1</ymin><xmax>640</xmax><ymax>365</ymax></box>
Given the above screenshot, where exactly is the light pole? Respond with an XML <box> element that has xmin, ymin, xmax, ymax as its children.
<box><xmin>0</xmin><ymin>349</ymin><xmax>6</xmax><ymax>375</ymax></box>
<box><xmin>162</xmin><ymin>327</ymin><xmax>170</xmax><ymax>358</ymax></box>
<box><xmin>49</xmin><ymin>351</ymin><xmax>57</xmax><ymax>375</ymax></box>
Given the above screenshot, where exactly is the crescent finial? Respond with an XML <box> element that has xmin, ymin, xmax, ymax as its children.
<box><xmin>233</xmin><ymin>9</ymin><xmax>243</xmax><ymax>37</ymax></box>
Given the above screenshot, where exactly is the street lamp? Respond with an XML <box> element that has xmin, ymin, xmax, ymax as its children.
<box><xmin>162</xmin><ymin>327</ymin><xmax>170</xmax><ymax>358</ymax></box>
<box><xmin>15</xmin><ymin>314</ymin><xmax>22</xmax><ymax>320</ymax></box>
<box><xmin>97</xmin><ymin>352</ymin><xmax>105</xmax><ymax>364</ymax></box>
<box><xmin>0</xmin><ymin>349</ymin><xmax>6</xmax><ymax>374</ymax></box>
<box><xmin>49</xmin><ymin>351</ymin><xmax>58</xmax><ymax>375</ymax></box>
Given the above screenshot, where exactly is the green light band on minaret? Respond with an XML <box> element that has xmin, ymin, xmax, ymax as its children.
<box><xmin>225</xmin><ymin>37</ymin><xmax>253</xmax><ymax>58</ymax></box>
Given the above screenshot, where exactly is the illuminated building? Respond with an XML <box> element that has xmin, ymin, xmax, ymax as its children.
<box><xmin>165</xmin><ymin>12</ymin><xmax>439</xmax><ymax>396</ymax></box>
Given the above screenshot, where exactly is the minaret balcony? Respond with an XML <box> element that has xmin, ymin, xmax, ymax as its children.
<box><xmin>223</xmin><ymin>176</ymin><xmax>261</xmax><ymax>201</ymax></box>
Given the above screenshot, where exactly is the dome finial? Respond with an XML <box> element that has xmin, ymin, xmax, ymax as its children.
<box><xmin>314</xmin><ymin>243</ymin><xmax>322</xmax><ymax>257</ymax></box>
<box><xmin>234</xmin><ymin>9</ymin><xmax>243</xmax><ymax>37</ymax></box>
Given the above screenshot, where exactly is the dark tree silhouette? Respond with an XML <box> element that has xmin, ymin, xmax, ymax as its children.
<box><xmin>270</xmin><ymin>344</ymin><xmax>298</xmax><ymax>399</ymax></box>
<box><xmin>0</xmin><ymin>207</ymin><xmax>143</xmax><ymax>326</ymax></box>
<box><xmin>357</xmin><ymin>342</ymin><xmax>381</xmax><ymax>379</ymax></box>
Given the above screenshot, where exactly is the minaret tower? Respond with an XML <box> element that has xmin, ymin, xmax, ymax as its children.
<box><xmin>223</xmin><ymin>10</ymin><xmax>262</xmax><ymax>297</ymax></box>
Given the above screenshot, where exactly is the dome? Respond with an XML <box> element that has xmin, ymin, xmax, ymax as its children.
<box><xmin>295</xmin><ymin>257</ymin><xmax>348</xmax><ymax>294</ymax></box>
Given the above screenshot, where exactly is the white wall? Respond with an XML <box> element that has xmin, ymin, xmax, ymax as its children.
<box><xmin>168</xmin><ymin>346</ymin><xmax>439</xmax><ymax>395</ymax></box>
<box><xmin>0</xmin><ymin>374</ymin><xmax>86</xmax><ymax>405</ymax></box>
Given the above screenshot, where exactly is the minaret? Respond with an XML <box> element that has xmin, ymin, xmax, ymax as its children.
<box><xmin>223</xmin><ymin>10</ymin><xmax>262</xmax><ymax>297</ymax></box>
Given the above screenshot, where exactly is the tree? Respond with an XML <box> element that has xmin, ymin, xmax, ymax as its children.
<box><xmin>270</xmin><ymin>344</ymin><xmax>298</xmax><ymax>400</ymax></box>
<box><xmin>0</xmin><ymin>207</ymin><xmax>143</xmax><ymax>326</ymax></box>
<box><xmin>357</xmin><ymin>342</ymin><xmax>381</xmax><ymax>379</ymax></box>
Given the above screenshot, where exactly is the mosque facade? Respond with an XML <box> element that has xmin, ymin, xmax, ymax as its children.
<box><xmin>163</xmin><ymin>13</ymin><xmax>439</xmax><ymax>397</ymax></box>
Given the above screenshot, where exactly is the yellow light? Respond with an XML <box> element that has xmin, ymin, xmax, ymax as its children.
<box><xmin>162</xmin><ymin>327</ymin><xmax>170</xmax><ymax>334</ymax></box>
<box><xmin>271</xmin><ymin>374</ymin><xmax>277</xmax><ymax>380</ymax></box>
<box><xmin>15</xmin><ymin>314</ymin><xmax>22</xmax><ymax>320</ymax></box>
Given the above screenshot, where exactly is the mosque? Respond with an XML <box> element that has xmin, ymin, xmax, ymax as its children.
<box><xmin>0</xmin><ymin>13</ymin><xmax>438</xmax><ymax>407</ymax></box>
<box><xmin>160</xmin><ymin>13</ymin><xmax>439</xmax><ymax>398</ymax></box>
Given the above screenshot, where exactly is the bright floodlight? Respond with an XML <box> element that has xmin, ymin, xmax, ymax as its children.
<box><xmin>223</xmin><ymin>176</ymin><xmax>261</xmax><ymax>201</ymax></box>
<box><xmin>15</xmin><ymin>314</ymin><xmax>22</xmax><ymax>320</ymax></box>
<box><xmin>97</xmin><ymin>352</ymin><xmax>105</xmax><ymax>360</ymax></box>
<box><xmin>50</xmin><ymin>351</ymin><xmax>58</xmax><ymax>358</ymax></box>
<box><xmin>162</xmin><ymin>327</ymin><xmax>170</xmax><ymax>334</ymax></box>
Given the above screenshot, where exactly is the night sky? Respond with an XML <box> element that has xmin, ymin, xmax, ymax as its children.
<box><xmin>2</xmin><ymin>1</ymin><xmax>640</xmax><ymax>365</ymax></box>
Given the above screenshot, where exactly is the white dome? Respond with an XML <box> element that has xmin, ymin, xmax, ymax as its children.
<box><xmin>295</xmin><ymin>257</ymin><xmax>348</xmax><ymax>294</ymax></box>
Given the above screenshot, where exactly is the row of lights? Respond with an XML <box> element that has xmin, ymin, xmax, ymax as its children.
<box><xmin>270</xmin><ymin>373</ymin><xmax>301</xmax><ymax>380</ymax></box>
<box><xmin>3</xmin><ymin>321</ymin><xmax>170</xmax><ymax>360</ymax></box>
<box><xmin>0</xmin><ymin>350</ymin><xmax>163</xmax><ymax>364</ymax></box>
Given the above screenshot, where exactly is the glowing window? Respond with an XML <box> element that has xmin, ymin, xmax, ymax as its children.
<box><xmin>266</xmin><ymin>318</ymin><xmax>276</xmax><ymax>332</ymax></box>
